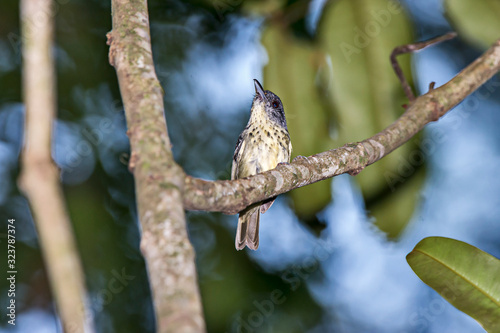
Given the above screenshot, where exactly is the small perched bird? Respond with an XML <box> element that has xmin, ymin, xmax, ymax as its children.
<box><xmin>231</xmin><ymin>79</ymin><xmax>292</xmax><ymax>250</ymax></box>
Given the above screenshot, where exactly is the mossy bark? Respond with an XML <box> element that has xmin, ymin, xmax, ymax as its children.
<box><xmin>108</xmin><ymin>0</ymin><xmax>205</xmax><ymax>332</ymax></box>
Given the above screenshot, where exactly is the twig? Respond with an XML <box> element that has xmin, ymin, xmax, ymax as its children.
<box><xmin>107</xmin><ymin>0</ymin><xmax>205</xmax><ymax>332</ymax></box>
<box><xmin>18</xmin><ymin>0</ymin><xmax>93</xmax><ymax>332</ymax></box>
<box><xmin>391</xmin><ymin>32</ymin><xmax>457</xmax><ymax>101</ymax></box>
<box><xmin>184</xmin><ymin>38</ymin><xmax>500</xmax><ymax>214</ymax></box>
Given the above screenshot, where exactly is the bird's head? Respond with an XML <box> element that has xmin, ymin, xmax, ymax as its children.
<box><xmin>252</xmin><ymin>79</ymin><xmax>288</xmax><ymax>130</ymax></box>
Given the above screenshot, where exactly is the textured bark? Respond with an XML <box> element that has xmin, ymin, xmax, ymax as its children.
<box><xmin>18</xmin><ymin>0</ymin><xmax>94</xmax><ymax>332</ymax></box>
<box><xmin>184</xmin><ymin>38</ymin><xmax>500</xmax><ymax>214</ymax></box>
<box><xmin>107</xmin><ymin>0</ymin><xmax>205</xmax><ymax>332</ymax></box>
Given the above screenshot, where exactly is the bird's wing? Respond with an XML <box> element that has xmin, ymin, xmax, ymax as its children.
<box><xmin>231</xmin><ymin>132</ymin><xmax>246</xmax><ymax>180</ymax></box>
<box><xmin>287</xmin><ymin>135</ymin><xmax>293</xmax><ymax>161</ymax></box>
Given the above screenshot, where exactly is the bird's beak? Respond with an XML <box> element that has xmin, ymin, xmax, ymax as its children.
<box><xmin>254</xmin><ymin>79</ymin><xmax>266</xmax><ymax>101</ymax></box>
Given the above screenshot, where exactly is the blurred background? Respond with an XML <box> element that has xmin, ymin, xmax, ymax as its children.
<box><xmin>1</xmin><ymin>0</ymin><xmax>500</xmax><ymax>332</ymax></box>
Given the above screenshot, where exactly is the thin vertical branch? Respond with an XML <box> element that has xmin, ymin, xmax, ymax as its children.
<box><xmin>19</xmin><ymin>0</ymin><xmax>93</xmax><ymax>332</ymax></box>
<box><xmin>107</xmin><ymin>0</ymin><xmax>205</xmax><ymax>331</ymax></box>
<box><xmin>391</xmin><ymin>32</ymin><xmax>457</xmax><ymax>101</ymax></box>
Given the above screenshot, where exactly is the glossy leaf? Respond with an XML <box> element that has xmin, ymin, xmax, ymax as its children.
<box><xmin>262</xmin><ymin>24</ymin><xmax>334</xmax><ymax>217</ymax></box>
<box><xmin>407</xmin><ymin>237</ymin><xmax>500</xmax><ymax>332</ymax></box>
<box><xmin>318</xmin><ymin>0</ymin><xmax>419</xmax><ymax>235</ymax></box>
<box><xmin>445</xmin><ymin>0</ymin><xmax>500</xmax><ymax>49</ymax></box>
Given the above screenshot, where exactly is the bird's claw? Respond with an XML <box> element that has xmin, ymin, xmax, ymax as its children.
<box><xmin>292</xmin><ymin>155</ymin><xmax>308</xmax><ymax>162</ymax></box>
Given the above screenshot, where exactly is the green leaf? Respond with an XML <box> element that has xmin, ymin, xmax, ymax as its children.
<box><xmin>407</xmin><ymin>237</ymin><xmax>500</xmax><ymax>332</ymax></box>
<box><xmin>445</xmin><ymin>0</ymin><xmax>500</xmax><ymax>49</ymax></box>
<box><xmin>262</xmin><ymin>24</ymin><xmax>334</xmax><ymax>217</ymax></box>
<box><xmin>317</xmin><ymin>0</ymin><xmax>419</xmax><ymax>236</ymax></box>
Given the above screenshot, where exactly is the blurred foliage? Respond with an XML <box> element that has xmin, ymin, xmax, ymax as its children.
<box><xmin>1</xmin><ymin>0</ymin><xmax>152</xmax><ymax>331</ymax></box>
<box><xmin>260</xmin><ymin>0</ymin><xmax>420</xmax><ymax>237</ymax></box>
<box><xmin>407</xmin><ymin>2</ymin><xmax>500</xmax><ymax>329</ymax></box>
<box><xmin>242</xmin><ymin>0</ymin><xmax>287</xmax><ymax>16</ymax></box>
<box><xmin>319</xmin><ymin>0</ymin><xmax>418</xmax><ymax>238</ymax></box>
<box><xmin>188</xmin><ymin>212</ymin><xmax>324</xmax><ymax>332</ymax></box>
<box><xmin>445</xmin><ymin>0</ymin><xmax>500</xmax><ymax>50</ymax></box>
<box><xmin>0</xmin><ymin>0</ymin><xmax>421</xmax><ymax>329</ymax></box>
<box><xmin>2</xmin><ymin>0</ymin><xmax>499</xmax><ymax>332</ymax></box>
<box><xmin>262</xmin><ymin>24</ymin><xmax>334</xmax><ymax>220</ymax></box>
<box><xmin>407</xmin><ymin>237</ymin><xmax>500</xmax><ymax>332</ymax></box>
<box><xmin>369</xmin><ymin>164</ymin><xmax>425</xmax><ymax>236</ymax></box>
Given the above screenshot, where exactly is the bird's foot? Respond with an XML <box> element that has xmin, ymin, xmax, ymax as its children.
<box><xmin>292</xmin><ymin>155</ymin><xmax>308</xmax><ymax>162</ymax></box>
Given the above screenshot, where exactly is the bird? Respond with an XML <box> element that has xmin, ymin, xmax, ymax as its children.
<box><xmin>231</xmin><ymin>79</ymin><xmax>292</xmax><ymax>250</ymax></box>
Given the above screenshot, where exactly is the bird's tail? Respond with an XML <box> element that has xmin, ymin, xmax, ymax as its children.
<box><xmin>235</xmin><ymin>205</ymin><xmax>260</xmax><ymax>250</ymax></box>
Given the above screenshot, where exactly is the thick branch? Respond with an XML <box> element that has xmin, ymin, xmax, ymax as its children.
<box><xmin>107</xmin><ymin>0</ymin><xmax>205</xmax><ymax>332</ymax></box>
<box><xmin>18</xmin><ymin>0</ymin><xmax>93</xmax><ymax>332</ymax></box>
<box><xmin>184</xmin><ymin>38</ymin><xmax>500</xmax><ymax>215</ymax></box>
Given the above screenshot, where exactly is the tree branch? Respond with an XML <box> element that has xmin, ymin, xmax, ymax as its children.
<box><xmin>391</xmin><ymin>32</ymin><xmax>457</xmax><ymax>101</ymax></box>
<box><xmin>18</xmin><ymin>0</ymin><xmax>94</xmax><ymax>332</ymax></box>
<box><xmin>184</xmin><ymin>38</ymin><xmax>500</xmax><ymax>214</ymax></box>
<box><xmin>107</xmin><ymin>0</ymin><xmax>205</xmax><ymax>331</ymax></box>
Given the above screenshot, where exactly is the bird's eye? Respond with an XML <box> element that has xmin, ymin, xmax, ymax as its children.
<box><xmin>272</xmin><ymin>101</ymin><xmax>279</xmax><ymax>108</ymax></box>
